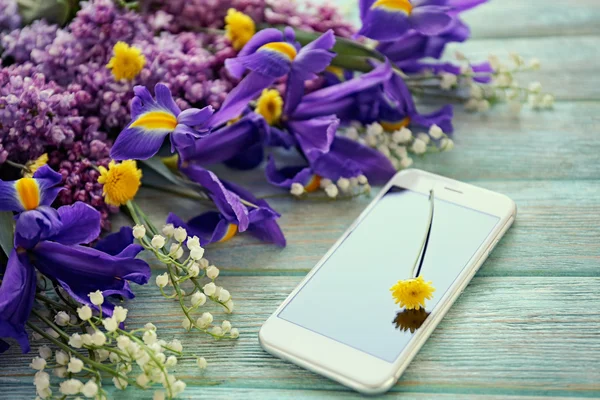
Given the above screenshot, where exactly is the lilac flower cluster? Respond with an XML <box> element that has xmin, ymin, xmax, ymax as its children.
<box><xmin>145</xmin><ymin>0</ymin><xmax>355</xmax><ymax>37</ymax></box>
<box><xmin>0</xmin><ymin>0</ymin><xmax>20</xmax><ymax>33</ymax></box>
<box><xmin>0</xmin><ymin>64</ymin><xmax>83</xmax><ymax>165</ymax></box>
<box><xmin>144</xmin><ymin>0</ymin><xmax>266</xmax><ymax>31</ymax></box>
<box><xmin>0</xmin><ymin>21</ymin><xmax>59</xmax><ymax>64</ymax></box>
<box><xmin>266</xmin><ymin>1</ymin><xmax>355</xmax><ymax>37</ymax></box>
<box><xmin>0</xmin><ymin>63</ymin><xmax>117</xmax><ymax>229</ymax></box>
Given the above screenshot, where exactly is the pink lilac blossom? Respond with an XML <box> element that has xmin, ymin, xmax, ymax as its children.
<box><xmin>0</xmin><ymin>0</ymin><xmax>20</xmax><ymax>32</ymax></box>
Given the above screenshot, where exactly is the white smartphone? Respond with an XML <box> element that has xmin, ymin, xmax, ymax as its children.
<box><xmin>259</xmin><ymin>169</ymin><xmax>516</xmax><ymax>394</ymax></box>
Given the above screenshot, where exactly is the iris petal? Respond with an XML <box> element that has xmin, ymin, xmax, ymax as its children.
<box><xmin>0</xmin><ymin>249</ymin><xmax>37</xmax><ymax>353</ymax></box>
<box><xmin>45</xmin><ymin>202</ymin><xmax>101</xmax><ymax>246</ymax></box>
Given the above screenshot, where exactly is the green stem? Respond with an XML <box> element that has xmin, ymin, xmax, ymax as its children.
<box><xmin>35</xmin><ymin>293</ymin><xmax>73</xmax><ymax>312</ymax></box>
<box><xmin>31</xmin><ymin>309</ymin><xmax>70</xmax><ymax>341</ymax></box>
<box><xmin>26</xmin><ymin>323</ymin><xmax>141</xmax><ymax>388</ymax></box>
<box><xmin>410</xmin><ymin>190</ymin><xmax>435</xmax><ymax>278</ymax></box>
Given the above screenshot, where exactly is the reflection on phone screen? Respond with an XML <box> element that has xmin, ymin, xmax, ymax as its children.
<box><xmin>278</xmin><ymin>187</ymin><xmax>500</xmax><ymax>363</ymax></box>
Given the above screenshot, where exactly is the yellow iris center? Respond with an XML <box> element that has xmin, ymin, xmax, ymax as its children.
<box><xmin>219</xmin><ymin>224</ymin><xmax>238</xmax><ymax>242</ymax></box>
<box><xmin>371</xmin><ymin>0</ymin><xmax>413</xmax><ymax>14</ymax></box>
<box><xmin>255</xmin><ymin>89</ymin><xmax>283</xmax><ymax>125</ymax></box>
<box><xmin>381</xmin><ymin>117</ymin><xmax>411</xmax><ymax>132</ymax></box>
<box><xmin>97</xmin><ymin>160</ymin><xmax>143</xmax><ymax>206</ymax></box>
<box><xmin>304</xmin><ymin>175</ymin><xmax>322</xmax><ymax>193</ymax></box>
<box><xmin>130</xmin><ymin>111</ymin><xmax>178</xmax><ymax>131</ymax></box>
<box><xmin>259</xmin><ymin>42</ymin><xmax>298</xmax><ymax>61</ymax></box>
<box><xmin>106</xmin><ymin>42</ymin><xmax>146</xmax><ymax>81</ymax></box>
<box><xmin>225</xmin><ymin>8</ymin><xmax>256</xmax><ymax>51</ymax></box>
<box><xmin>15</xmin><ymin>177</ymin><xmax>40</xmax><ymax>211</ymax></box>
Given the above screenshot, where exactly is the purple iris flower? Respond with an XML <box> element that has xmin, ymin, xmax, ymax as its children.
<box><xmin>357</xmin><ymin>0</ymin><xmax>453</xmax><ymax>42</ymax></box>
<box><xmin>111</xmin><ymin>83</ymin><xmax>214</xmax><ymax>161</ymax></box>
<box><xmin>177</xmin><ymin>112</ymin><xmax>270</xmax><ymax>171</ymax></box>
<box><xmin>295</xmin><ymin>61</ymin><xmax>454</xmax><ymax>134</ymax></box>
<box><xmin>209</xmin><ymin>27</ymin><xmax>336</xmax><ymax>127</ymax></box>
<box><xmin>0</xmin><ymin>168</ymin><xmax>150</xmax><ymax>353</ymax></box>
<box><xmin>167</xmin><ymin>164</ymin><xmax>285</xmax><ymax>247</ymax></box>
<box><xmin>377</xmin><ymin>18</ymin><xmax>470</xmax><ymax>68</ymax></box>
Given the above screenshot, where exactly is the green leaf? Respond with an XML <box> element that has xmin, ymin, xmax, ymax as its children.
<box><xmin>0</xmin><ymin>212</ymin><xmax>15</xmax><ymax>259</ymax></box>
<box><xmin>330</xmin><ymin>55</ymin><xmax>375</xmax><ymax>73</ymax></box>
<box><xmin>291</xmin><ymin>29</ymin><xmax>385</xmax><ymax>61</ymax></box>
<box><xmin>17</xmin><ymin>0</ymin><xmax>79</xmax><ymax>26</ymax></box>
<box><xmin>139</xmin><ymin>157</ymin><xmax>183</xmax><ymax>187</ymax></box>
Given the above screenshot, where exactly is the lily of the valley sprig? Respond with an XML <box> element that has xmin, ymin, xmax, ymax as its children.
<box><xmin>390</xmin><ymin>190</ymin><xmax>436</xmax><ymax>310</ymax></box>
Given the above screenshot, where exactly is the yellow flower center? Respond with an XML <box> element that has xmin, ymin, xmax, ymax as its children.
<box><xmin>130</xmin><ymin>111</ymin><xmax>178</xmax><ymax>131</ymax></box>
<box><xmin>325</xmin><ymin>66</ymin><xmax>346</xmax><ymax>81</ymax></box>
<box><xmin>97</xmin><ymin>160</ymin><xmax>143</xmax><ymax>206</ymax></box>
<box><xmin>258</xmin><ymin>42</ymin><xmax>297</xmax><ymax>61</ymax></box>
<box><xmin>371</xmin><ymin>0</ymin><xmax>413</xmax><ymax>14</ymax></box>
<box><xmin>304</xmin><ymin>175</ymin><xmax>321</xmax><ymax>193</ymax></box>
<box><xmin>15</xmin><ymin>177</ymin><xmax>40</xmax><ymax>211</ymax></box>
<box><xmin>380</xmin><ymin>117</ymin><xmax>411</xmax><ymax>132</ymax></box>
<box><xmin>161</xmin><ymin>154</ymin><xmax>180</xmax><ymax>171</ymax></box>
<box><xmin>218</xmin><ymin>224</ymin><xmax>238</xmax><ymax>242</ymax></box>
<box><xmin>24</xmin><ymin>153</ymin><xmax>49</xmax><ymax>178</ymax></box>
<box><xmin>225</xmin><ymin>9</ymin><xmax>256</xmax><ymax>51</ymax></box>
<box><xmin>390</xmin><ymin>276</ymin><xmax>435</xmax><ymax>310</ymax></box>
<box><xmin>106</xmin><ymin>42</ymin><xmax>146</xmax><ymax>81</ymax></box>
<box><xmin>255</xmin><ymin>89</ymin><xmax>283</xmax><ymax>126</ymax></box>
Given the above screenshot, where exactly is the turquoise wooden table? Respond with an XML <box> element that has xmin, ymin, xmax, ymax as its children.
<box><xmin>2</xmin><ymin>0</ymin><xmax>600</xmax><ymax>398</ymax></box>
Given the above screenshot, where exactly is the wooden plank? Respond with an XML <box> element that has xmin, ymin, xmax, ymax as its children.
<box><xmin>337</xmin><ymin>0</ymin><xmax>600</xmax><ymax>39</ymax></box>
<box><xmin>464</xmin><ymin>0</ymin><xmax>600</xmax><ymax>39</ymax></box>
<box><xmin>446</xmin><ymin>37</ymin><xmax>600</xmax><ymax>101</ymax></box>
<box><xmin>126</xmin><ymin>178</ymin><xmax>600</xmax><ymax>277</ymax></box>
<box><xmin>1</xmin><ymin>277</ymin><xmax>599</xmax><ymax>398</ymax></box>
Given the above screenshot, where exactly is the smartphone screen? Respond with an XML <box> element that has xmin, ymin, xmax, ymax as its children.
<box><xmin>278</xmin><ymin>187</ymin><xmax>500</xmax><ymax>363</ymax></box>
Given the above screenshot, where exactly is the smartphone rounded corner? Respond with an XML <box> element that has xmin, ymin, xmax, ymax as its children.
<box><xmin>257</xmin><ymin>319</ymin><xmax>273</xmax><ymax>351</ymax></box>
<box><xmin>354</xmin><ymin>375</ymin><xmax>398</xmax><ymax>396</ymax></box>
<box><xmin>499</xmin><ymin>193</ymin><xmax>517</xmax><ymax>219</ymax></box>
<box><xmin>392</xmin><ymin>168</ymin><xmax>419</xmax><ymax>181</ymax></box>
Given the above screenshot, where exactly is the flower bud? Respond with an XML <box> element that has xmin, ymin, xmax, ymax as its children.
<box><xmin>113</xmin><ymin>306</ymin><xmax>128</xmax><ymax>323</ymax></box>
<box><xmin>133</xmin><ymin>224</ymin><xmax>146</xmax><ymax>239</ymax></box>
<box><xmin>161</xmin><ymin>223</ymin><xmax>175</xmax><ymax>237</ymax></box>
<box><xmin>67</xmin><ymin>357</ymin><xmax>84</xmax><ymax>373</ymax></box>
<box><xmin>174</xmin><ymin>227</ymin><xmax>187</xmax><ymax>242</ymax></box>
<box><xmin>156</xmin><ymin>273</ymin><xmax>169</xmax><ymax>288</ymax></box>
<box><xmin>88</xmin><ymin>290</ymin><xmax>104</xmax><ymax>306</ymax></box>
<box><xmin>206</xmin><ymin>265</ymin><xmax>219</xmax><ymax>279</ymax></box>
<box><xmin>186</xmin><ymin>235</ymin><xmax>200</xmax><ymax>250</ymax></box>
<box><xmin>190</xmin><ymin>246</ymin><xmax>205</xmax><ymax>261</ymax></box>
<box><xmin>221</xmin><ymin>320</ymin><xmax>232</xmax><ymax>333</ymax></box>
<box><xmin>151</xmin><ymin>235</ymin><xmax>166</xmax><ymax>249</ymax></box>
<box><xmin>188</xmin><ymin>263</ymin><xmax>200</xmax><ymax>277</ymax></box>
<box><xmin>77</xmin><ymin>305</ymin><xmax>92</xmax><ymax>321</ymax></box>
<box><xmin>218</xmin><ymin>289</ymin><xmax>231</xmax><ymax>302</ymax></box>
<box><xmin>191</xmin><ymin>292</ymin><xmax>206</xmax><ymax>307</ymax></box>
<box><xmin>290</xmin><ymin>183</ymin><xmax>304</xmax><ymax>196</ymax></box>
<box><xmin>55</xmin><ymin>351</ymin><xmax>69</xmax><ymax>366</ymax></box>
<box><xmin>203</xmin><ymin>282</ymin><xmax>216</xmax><ymax>296</ymax></box>
<box><xmin>54</xmin><ymin>311</ymin><xmax>70</xmax><ymax>326</ymax></box>
<box><xmin>30</xmin><ymin>357</ymin><xmax>46</xmax><ymax>371</ymax></box>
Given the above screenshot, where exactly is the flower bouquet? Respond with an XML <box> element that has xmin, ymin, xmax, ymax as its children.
<box><xmin>0</xmin><ymin>0</ymin><xmax>551</xmax><ymax>398</ymax></box>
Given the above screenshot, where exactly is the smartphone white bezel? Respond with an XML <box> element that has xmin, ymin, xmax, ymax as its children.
<box><xmin>259</xmin><ymin>169</ymin><xmax>516</xmax><ymax>394</ymax></box>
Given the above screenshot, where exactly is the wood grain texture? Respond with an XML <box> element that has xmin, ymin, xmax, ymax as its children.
<box><xmin>1</xmin><ymin>277</ymin><xmax>600</xmax><ymax>398</ymax></box>
<box><xmin>2</xmin><ymin>0</ymin><xmax>600</xmax><ymax>398</ymax></box>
